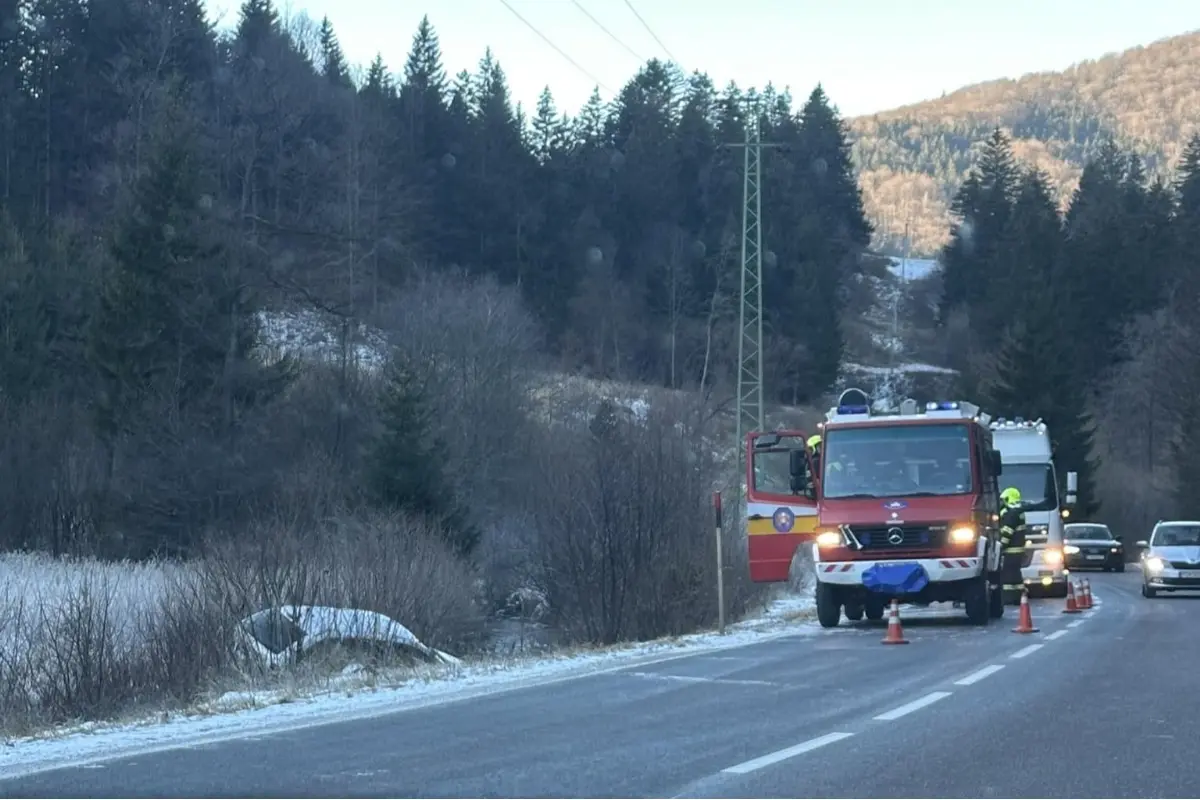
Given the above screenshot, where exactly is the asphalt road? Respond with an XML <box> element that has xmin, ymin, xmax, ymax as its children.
<box><xmin>2</xmin><ymin>569</ymin><xmax>1195</xmax><ymax>799</ymax></box>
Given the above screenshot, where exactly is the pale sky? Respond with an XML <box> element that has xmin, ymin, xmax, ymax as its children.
<box><xmin>202</xmin><ymin>0</ymin><xmax>1200</xmax><ymax>118</ymax></box>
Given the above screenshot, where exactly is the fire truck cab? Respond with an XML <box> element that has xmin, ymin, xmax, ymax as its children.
<box><xmin>805</xmin><ymin>389</ymin><xmax>1006</xmax><ymax>628</ymax></box>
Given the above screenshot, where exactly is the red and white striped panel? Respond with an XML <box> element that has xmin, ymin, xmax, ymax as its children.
<box><xmin>821</xmin><ymin>564</ymin><xmax>856</xmax><ymax>572</ymax></box>
<box><xmin>939</xmin><ymin>559</ymin><xmax>976</xmax><ymax>568</ymax></box>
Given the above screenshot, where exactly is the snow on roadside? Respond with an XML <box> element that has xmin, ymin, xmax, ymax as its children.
<box><xmin>0</xmin><ymin>590</ymin><xmax>817</xmax><ymax>778</ymax></box>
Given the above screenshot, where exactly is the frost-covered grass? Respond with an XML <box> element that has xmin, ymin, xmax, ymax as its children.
<box><xmin>1</xmin><ymin>587</ymin><xmax>815</xmax><ymax>753</ymax></box>
<box><xmin>0</xmin><ymin>546</ymin><xmax>815</xmax><ymax>755</ymax></box>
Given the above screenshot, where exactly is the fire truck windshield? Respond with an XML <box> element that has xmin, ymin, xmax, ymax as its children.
<box><xmin>822</xmin><ymin>423</ymin><xmax>974</xmax><ymax>499</ymax></box>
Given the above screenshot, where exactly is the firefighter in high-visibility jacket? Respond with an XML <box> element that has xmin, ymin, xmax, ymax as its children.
<box><xmin>999</xmin><ymin>486</ymin><xmax>1028</xmax><ymax>604</ymax></box>
<box><xmin>807</xmin><ymin>434</ymin><xmax>823</xmax><ymax>474</ymax></box>
<box><xmin>807</xmin><ymin>434</ymin><xmax>842</xmax><ymax>484</ymax></box>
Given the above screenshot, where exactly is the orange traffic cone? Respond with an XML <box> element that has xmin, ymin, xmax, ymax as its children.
<box><xmin>1081</xmin><ymin>579</ymin><xmax>1094</xmax><ymax>609</ymax></box>
<box><xmin>1012</xmin><ymin>589</ymin><xmax>1040</xmax><ymax>633</ymax></box>
<box><xmin>881</xmin><ymin>599</ymin><xmax>909</xmax><ymax>644</ymax></box>
<box><xmin>1062</xmin><ymin>580</ymin><xmax>1081</xmax><ymax>614</ymax></box>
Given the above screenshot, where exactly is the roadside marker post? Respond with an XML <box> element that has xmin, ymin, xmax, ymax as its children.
<box><xmin>714</xmin><ymin>491</ymin><xmax>726</xmax><ymax>635</ymax></box>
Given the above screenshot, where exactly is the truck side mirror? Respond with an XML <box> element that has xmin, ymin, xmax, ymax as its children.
<box><xmin>990</xmin><ymin>449</ymin><xmax>1003</xmax><ymax>476</ymax></box>
<box><xmin>1065</xmin><ymin>471</ymin><xmax>1078</xmax><ymax>506</ymax></box>
<box><xmin>789</xmin><ymin>449</ymin><xmax>809</xmax><ymax>493</ymax></box>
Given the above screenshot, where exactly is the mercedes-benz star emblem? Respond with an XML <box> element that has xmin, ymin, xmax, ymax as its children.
<box><xmin>887</xmin><ymin>527</ymin><xmax>904</xmax><ymax>545</ymax></box>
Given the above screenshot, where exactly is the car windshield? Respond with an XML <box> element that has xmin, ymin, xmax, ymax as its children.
<box><xmin>1066</xmin><ymin>525</ymin><xmax>1112</xmax><ymax>541</ymax></box>
<box><xmin>821</xmin><ymin>423</ymin><xmax>973</xmax><ymax>500</ymax></box>
<box><xmin>751</xmin><ymin>435</ymin><xmax>806</xmax><ymax>495</ymax></box>
<box><xmin>999</xmin><ymin>462</ymin><xmax>1058</xmax><ymax>512</ymax></box>
<box><xmin>1151</xmin><ymin>525</ymin><xmax>1200</xmax><ymax>546</ymax></box>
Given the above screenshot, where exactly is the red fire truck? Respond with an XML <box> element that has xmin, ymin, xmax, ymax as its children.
<box><xmin>746</xmin><ymin>389</ymin><xmax>1006</xmax><ymax>628</ymax></box>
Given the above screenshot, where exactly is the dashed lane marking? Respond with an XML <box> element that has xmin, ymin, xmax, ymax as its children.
<box><xmin>1010</xmin><ymin>643</ymin><xmax>1043</xmax><ymax>659</ymax></box>
<box><xmin>873</xmin><ymin>691</ymin><xmax>953</xmax><ymax>721</ymax></box>
<box><xmin>1067</xmin><ymin>619</ymin><xmax>1085</xmax><ymax>628</ymax></box>
<box><xmin>1045</xmin><ymin>630</ymin><xmax>1068</xmax><ymax>641</ymax></box>
<box><xmin>955</xmin><ymin>664</ymin><xmax>1005</xmax><ymax>686</ymax></box>
<box><xmin>721</xmin><ymin>732</ymin><xmax>855</xmax><ymax>775</ymax></box>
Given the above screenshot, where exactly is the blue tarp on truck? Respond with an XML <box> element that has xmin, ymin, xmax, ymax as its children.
<box><xmin>862</xmin><ymin>562</ymin><xmax>929</xmax><ymax>595</ymax></box>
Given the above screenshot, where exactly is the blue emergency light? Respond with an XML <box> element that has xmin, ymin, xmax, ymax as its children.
<box><xmin>926</xmin><ymin>401</ymin><xmax>959</xmax><ymax>411</ymax></box>
<box><xmin>836</xmin><ymin>404</ymin><xmax>870</xmax><ymax>415</ymax></box>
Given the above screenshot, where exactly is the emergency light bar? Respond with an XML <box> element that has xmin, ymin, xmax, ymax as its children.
<box><xmin>825</xmin><ymin>391</ymin><xmax>988</xmax><ymax>424</ymax></box>
<box><xmin>836</xmin><ymin>404</ymin><xmax>870</xmax><ymax>415</ymax></box>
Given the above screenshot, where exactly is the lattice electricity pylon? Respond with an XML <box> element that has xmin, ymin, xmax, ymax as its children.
<box><xmin>728</xmin><ymin>111</ymin><xmax>782</xmax><ymax>468</ymax></box>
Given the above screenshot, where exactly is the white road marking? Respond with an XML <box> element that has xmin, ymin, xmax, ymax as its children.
<box><xmin>1045</xmin><ymin>630</ymin><xmax>1069</xmax><ymax>641</ymax></box>
<box><xmin>625</xmin><ymin>671</ymin><xmax>779</xmax><ymax>688</ymax></box>
<box><xmin>1010</xmin><ymin>644</ymin><xmax>1044</xmax><ymax>659</ymax></box>
<box><xmin>722</xmin><ymin>732</ymin><xmax>854</xmax><ymax>774</ymax></box>
<box><xmin>955</xmin><ymin>664</ymin><xmax>1005</xmax><ymax>686</ymax></box>
<box><xmin>1067</xmin><ymin>619</ymin><xmax>1085</xmax><ymax>628</ymax></box>
<box><xmin>873</xmin><ymin>691</ymin><xmax>953</xmax><ymax>721</ymax></box>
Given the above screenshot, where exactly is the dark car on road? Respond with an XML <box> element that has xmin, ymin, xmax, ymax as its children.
<box><xmin>1063</xmin><ymin>522</ymin><xmax>1125</xmax><ymax>572</ymax></box>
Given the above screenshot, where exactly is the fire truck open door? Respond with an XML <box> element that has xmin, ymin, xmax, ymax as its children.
<box><xmin>745</xmin><ymin>430</ymin><xmax>821</xmax><ymax>583</ymax></box>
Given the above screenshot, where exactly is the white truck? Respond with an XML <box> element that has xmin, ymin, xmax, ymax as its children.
<box><xmin>988</xmin><ymin>418</ymin><xmax>1078</xmax><ymax>599</ymax></box>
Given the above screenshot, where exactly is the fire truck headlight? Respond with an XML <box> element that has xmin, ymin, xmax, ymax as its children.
<box><xmin>1043</xmin><ymin>548</ymin><xmax>1064</xmax><ymax>566</ymax></box>
<box><xmin>816</xmin><ymin>531</ymin><xmax>842</xmax><ymax>548</ymax></box>
<box><xmin>949</xmin><ymin>525</ymin><xmax>976</xmax><ymax>543</ymax></box>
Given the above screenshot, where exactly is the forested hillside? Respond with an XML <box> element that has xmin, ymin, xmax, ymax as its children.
<box><xmin>938</xmin><ymin>128</ymin><xmax>1200</xmax><ymax>536</ymax></box>
<box><xmin>852</xmin><ymin>30</ymin><xmax>1200</xmax><ymax>254</ymax></box>
<box><xmin>0</xmin><ymin>0</ymin><xmax>870</xmax><ymax>582</ymax></box>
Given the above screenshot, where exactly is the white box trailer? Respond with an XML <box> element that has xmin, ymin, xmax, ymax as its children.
<box><xmin>989</xmin><ymin>418</ymin><xmax>1078</xmax><ymax>598</ymax></box>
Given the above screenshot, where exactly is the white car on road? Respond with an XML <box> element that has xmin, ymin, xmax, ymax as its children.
<box><xmin>1138</xmin><ymin>520</ymin><xmax>1200</xmax><ymax>597</ymax></box>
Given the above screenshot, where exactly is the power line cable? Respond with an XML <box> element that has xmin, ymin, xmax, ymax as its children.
<box><xmin>498</xmin><ymin>0</ymin><xmax>613</xmax><ymax>93</ymax></box>
<box><xmin>571</xmin><ymin>0</ymin><xmax>644</xmax><ymax>64</ymax></box>
<box><xmin>621</xmin><ymin>0</ymin><xmax>679</xmax><ymax>65</ymax></box>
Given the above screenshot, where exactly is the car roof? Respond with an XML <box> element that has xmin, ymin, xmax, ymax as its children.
<box><xmin>1154</xmin><ymin>520</ymin><xmax>1200</xmax><ymax>527</ymax></box>
<box><xmin>1065</xmin><ymin>522</ymin><xmax>1109</xmax><ymax>527</ymax></box>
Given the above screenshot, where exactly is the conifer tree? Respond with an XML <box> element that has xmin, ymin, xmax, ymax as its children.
<box><xmin>368</xmin><ymin>358</ymin><xmax>479</xmax><ymax>556</ymax></box>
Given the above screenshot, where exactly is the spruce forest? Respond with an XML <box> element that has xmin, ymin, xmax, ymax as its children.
<box><xmin>938</xmin><ymin>128</ymin><xmax>1200</xmax><ymax>539</ymax></box>
<box><xmin>0</xmin><ymin>0</ymin><xmax>870</xmax><ymax>567</ymax></box>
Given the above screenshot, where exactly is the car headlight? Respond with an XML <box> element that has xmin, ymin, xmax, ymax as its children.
<box><xmin>1063</xmin><ymin>545</ymin><xmax>1080</xmax><ymax>555</ymax></box>
<box><xmin>1145</xmin><ymin>556</ymin><xmax>1167</xmax><ymax>572</ymax></box>
<box><xmin>1110</xmin><ymin>546</ymin><xmax>1120</xmax><ymax>553</ymax></box>
<box><xmin>1043</xmin><ymin>549</ymin><xmax>1064</xmax><ymax>566</ymax></box>
<box><xmin>816</xmin><ymin>530</ymin><xmax>843</xmax><ymax>548</ymax></box>
<box><xmin>949</xmin><ymin>525</ymin><xmax>976</xmax><ymax>543</ymax></box>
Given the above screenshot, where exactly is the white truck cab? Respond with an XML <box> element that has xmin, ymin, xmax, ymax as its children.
<box><xmin>989</xmin><ymin>418</ymin><xmax>1078</xmax><ymax>598</ymax></box>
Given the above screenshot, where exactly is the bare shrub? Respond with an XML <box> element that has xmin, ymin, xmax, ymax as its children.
<box><xmin>372</xmin><ymin>269</ymin><xmax>544</xmax><ymax>521</ymax></box>
<box><xmin>0</xmin><ymin>555</ymin><xmax>239</xmax><ymax>733</ymax></box>
<box><xmin>524</xmin><ymin>393</ymin><xmax>760</xmax><ymax>645</ymax></box>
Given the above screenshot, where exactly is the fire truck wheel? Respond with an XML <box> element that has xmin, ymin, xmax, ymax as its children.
<box><xmin>844</xmin><ymin>602</ymin><xmax>864</xmax><ymax>621</ymax></box>
<box><xmin>816</xmin><ymin>582</ymin><xmax>841</xmax><ymax>628</ymax></box>
<box><xmin>988</xmin><ymin>583</ymin><xmax>1004</xmax><ymax>619</ymax></box>
<box><xmin>864</xmin><ymin>598</ymin><xmax>885</xmax><ymax>621</ymax></box>
<box><xmin>963</xmin><ymin>576</ymin><xmax>990</xmax><ymax>626</ymax></box>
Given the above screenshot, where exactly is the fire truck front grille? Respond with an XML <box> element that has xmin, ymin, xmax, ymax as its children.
<box><xmin>850</xmin><ymin>525</ymin><xmax>945</xmax><ymax>551</ymax></box>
